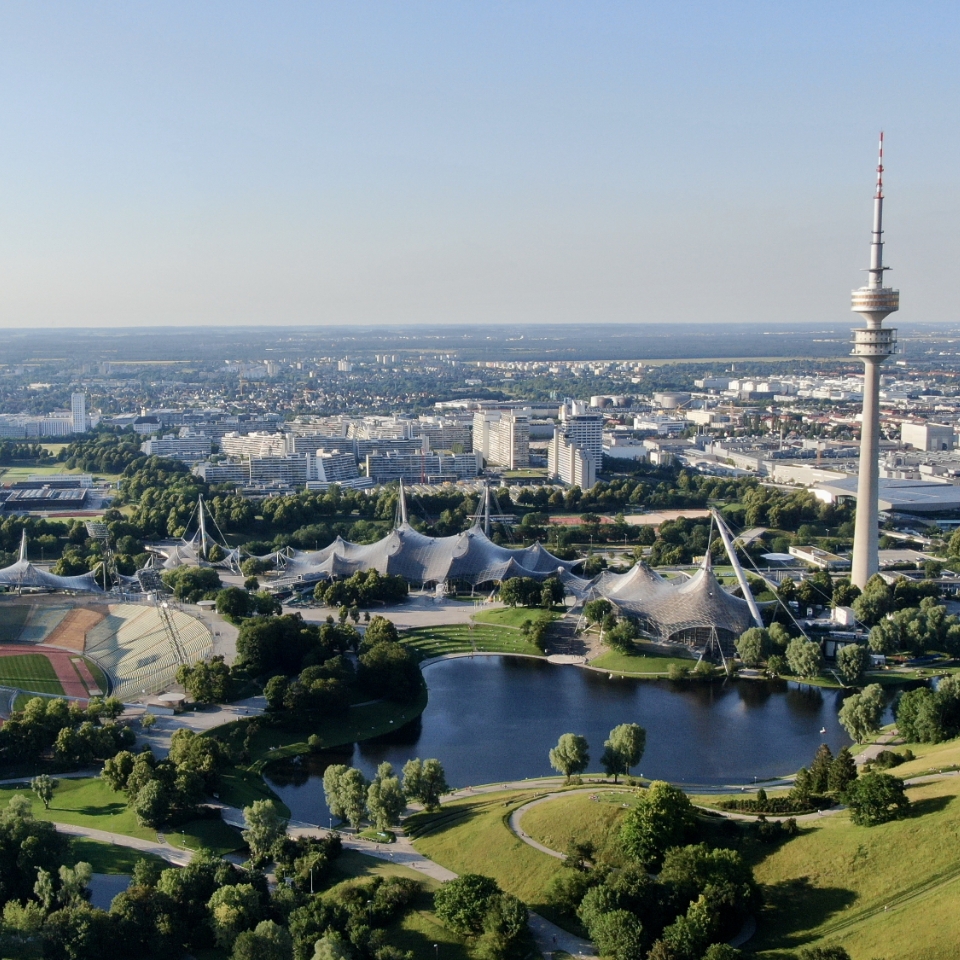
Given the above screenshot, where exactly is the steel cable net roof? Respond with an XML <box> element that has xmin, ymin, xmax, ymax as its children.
<box><xmin>597</xmin><ymin>556</ymin><xmax>753</xmax><ymax>641</ymax></box>
<box><xmin>0</xmin><ymin>558</ymin><xmax>102</xmax><ymax>593</ymax></box>
<box><xmin>153</xmin><ymin>542</ymin><xmax>242</xmax><ymax>571</ymax></box>
<box><xmin>282</xmin><ymin>523</ymin><xmax>579</xmax><ymax>586</ymax></box>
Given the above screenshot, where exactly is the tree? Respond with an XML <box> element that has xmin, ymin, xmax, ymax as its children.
<box><xmin>786</xmin><ymin>637</ymin><xmax>823</xmax><ymax>679</ymax></box>
<box><xmin>231</xmin><ymin>920</ymin><xmax>293</xmax><ymax>960</ymax></box>
<box><xmin>402</xmin><ymin>757</ymin><xmax>449</xmax><ymax>812</ymax></box>
<box><xmin>340</xmin><ymin>767</ymin><xmax>369</xmax><ymax>832</ymax></box>
<box><xmin>243</xmin><ymin>799</ymin><xmax>286</xmax><ymax>866</ymax></box>
<box><xmin>843</xmin><ymin>772</ymin><xmax>909</xmax><ymax>826</ymax></box>
<box><xmin>367</xmin><ymin>770</ymin><xmax>406</xmax><ymax>833</ymax></box>
<box><xmin>589</xmin><ymin>909</ymin><xmax>646</xmax><ymax>960</ymax></box>
<box><xmin>852</xmin><ymin>575</ymin><xmax>894</xmax><ymax>626</ymax></box>
<box><xmin>835</xmin><ymin>643</ymin><xmax>869</xmax><ymax>685</ymax></box>
<box><xmin>176</xmin><ymin>656</ymin><xmax>232</xmax><ymax>704</ymax></box>
<box><xmin>600</xmin><ymin>723</ymin><xmax>645</xmax><ymax>783</ymax></box>
<box><xmin>766</xmin><ymin>654</ymin><xmax>786</xmax><ymax>677</ymax></box>
<box><xmin>799</xmin><ymin>948</ymin><xmax>852</xmax><ymax>960</ymax></box>
<box><xmin>323</xmin><ymin>764</ymin><xmax>349</xmax><ymax>825</ymax></box>
<box><xmin>434</xmin><ymin>874</ymin><xmax>502</xmax><ymax>935</ymax></box>
<box><xmin>838</xmin><ymin>684</ymin><xmax>885</xmax><ymax>744</ymax></box>
<box><xmin>216</xmin><ymin>586</ymin><xmax>252</xmax><ymax>620</ymax></box>
<box><xmin>895</xmin><ymin>687</ymin><xmax>945</xmax><ymax>743</ymax></box>
<box><xmin>312</xmin><ymin>931</ymin><xmax>353</xmax><ymax>960</ymax></box>
<box><xmin>132</xmin><ymin>778</ymin><xmax>170</xmax><ymax>827</ymax></box>
<box><xmin>828</xmin><ymin>747</ymin><xmax>858</xmax><ymax>794</ymax></box>
<box><xmin>208</xmin><ymin>882</ymin><xmax>263</xmax><ymax>950</ymax></box>
<box><xmin>363</xmin><ymin>615</ymin><xmax>400</xmax><ymax>645</ymax></box>
<box><xmin>809</xmin><ymin>744</ymin><xmax>834</xmax><ymax>794</ymax></box>
<box><xmin>549</xmin><ymin>733</ymin><xmax>590</xmax><ymax>782</ymax></box>
<box><xmin>735</xmin><ymin>627</ymin><xmax>769</xmax><ymax>667</ymax></box>
<box><xmin>583</xmin><ymin>598</ymin><xmax>613</xmax><ymax>624</ymax></box>
<box><xmin>30</xmin><ymin>774</ymin><xmax>58</xmax><ymax>810</ymax></box>
<box><xmin>477</xmin><ymin>892</ymin><xmax>528</xmax><ymax>960</ymax></box>
<box><xmin>620</xmin><ymin>780</ymin><xmax>695</xmax><ymax>870</ymax></box>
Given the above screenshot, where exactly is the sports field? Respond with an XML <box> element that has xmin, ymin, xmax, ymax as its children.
<box><xmin>0</xmin><ymin>648</ymin><xmax>109</xmax><ymax>698</ymax></box>
<box><xmin>0</xmin><ymin>652</ymin><xmax>65</xmax><ymax>695</ymax></box>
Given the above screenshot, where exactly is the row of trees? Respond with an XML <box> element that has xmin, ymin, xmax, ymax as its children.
<box><xmin>323</xmin><ymin>758</ymin><xmax>449</xmax><ymax>832</ymax></box>
<box><xmin>548</xmin><ymin>724</ymin><xmax>646</xmax><ymax>783</ymax></box>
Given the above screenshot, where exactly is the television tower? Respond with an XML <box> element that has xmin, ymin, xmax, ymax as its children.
<box><xmin>850</xmin><ymin>132</ymin><xmax>899</xmax><ymax>588</ymax></box>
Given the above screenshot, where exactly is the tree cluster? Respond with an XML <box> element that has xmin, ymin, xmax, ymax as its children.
<box><xmin>547</xmin><ymin>781</ymin><xmax>760</xmax><ymax>960</ymax></box>
<box><xmin>102</xmin><ymin>729</ymin><xmax>227</xmax><ymax>828</ymax></box>
<box><xmin>314</xmin><ymin>570</ymin><xmax>408</xmax><ymax>609</ymax></box>
<box><xmin>324</xmin><ymin>758</ymin><xmax>448</xmax><ymax>833</ymax></box>
<box><xmin>0</xmin><ymin>696</ymin><xmax>131</xmax><ymax>770</ymax></box>
<box><xmin>434</xmin><ymin>874</ymin><xmax>529</xmax><ymax>960</ymax></box>
<box><xmin>499</xmin><ymin>576</ymin><xmax>563</xmax><ymax>609</ymax></box>
<box><xmin>895</xmin><ymin>674</ymin><xmax>960</xmax><ymax>744</ymax></box>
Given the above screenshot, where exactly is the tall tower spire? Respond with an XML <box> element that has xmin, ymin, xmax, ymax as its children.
<box><xmin>850</xmin><ymin>133</ymin><xmax>900</xmax><ymax>589</ymax></box>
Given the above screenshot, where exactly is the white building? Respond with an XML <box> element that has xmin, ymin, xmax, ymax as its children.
<box><xmin>901</xmin><ymin>421</ymin><xmax>954</xmax><ymax>452</ymax></box>
<box><xmin>71</xmin><ymin>393</ymin><xmax>87</xmax><ymax>433</ymax></box>
<box><xmin>548</xmin><ymin>401</ymin><xmax>603</xmax><ymax>487</ymax></box>
<box><xmin>220</xmin><ymin>431</ymin><xmax>289</xmax><ymax>458</ymax></box>
<box><xmin>472</xmin><ymin>410</ymin><xmax>530</xmax><ymax>469</ymax></box>
<box><xmin>314</xmin><ymin>451</ymin><xmax>360</xmax><ymax>483</ymax></box>
<box><xmin>140</xmin><ymin>434</ymin><xmax>213</xmax><ymax>462</ymax></box>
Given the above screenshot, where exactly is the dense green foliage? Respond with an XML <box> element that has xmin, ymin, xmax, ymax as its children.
<box><xmin>0</xmin><ymin>696</ymin><xmax>130</xmax><ymax>771</ymax></box>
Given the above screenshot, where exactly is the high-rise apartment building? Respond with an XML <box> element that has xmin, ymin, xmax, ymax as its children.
<box><xmin>472</xmin><ymin>410</ymin><xmax>530</xmax><ymax>469</ymax></box>
<box><xmin>548</xmin><ymin>400</ymin><xmax>603</xmax><ymax>488</ymax></box>
<box><xmin>71</xmin><ymin>393</ymin><xmax>87</xmax><ymax>433</ymax></box>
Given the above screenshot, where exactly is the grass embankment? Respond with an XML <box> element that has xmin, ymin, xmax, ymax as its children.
<box><xmin>68</xmin><ymin>837</ymin><xmax>168</xmax><ymax>875</ymax></box>
<box><xmin>0</xmin><ymin>778</ymin><xmax>242</xmax><ymax>855</ymax></box>
<box><xmin>517</xmin><ymin>790</ymin><xmax>639</xmax><ymax>862</ymax></box>
<box><xmin>589</xmin><ymin>641</ymin><xmax>698</xmax><ymax>676</ymax></box>
<box><xmin>750</xmin><ymin>772</ymin><xmax>960</xmax><ymax>960</ymax></box>
<box><xmin>401</xmin><ymin>624</ymin><xmax>545</xmax><ymax>661</ymax></box>
<box><xmin>330</xmin><ymin>850</ymin><xmax>470</xmax><ymax>960</ymax></box>
<box><xmin>406</xmin><ymin>791</ymin><xmax>568</xmax><ymax>917</ymax></box>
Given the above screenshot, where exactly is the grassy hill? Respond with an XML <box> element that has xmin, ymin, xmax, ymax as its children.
<box><xmin>749</xmin><ymin>772</ymin><xmax>960</xmax><ymax>959</ymax></box>
<box><xmin>406</xmin><ymin>741</ymin><xmax>960</xmax><ymax>958</ymax></box>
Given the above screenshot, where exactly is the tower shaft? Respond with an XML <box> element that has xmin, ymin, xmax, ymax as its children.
<box><xmin>850</xmin><ymin>133</ymin><xmax>899</xmax><ymax>589</ymax></box>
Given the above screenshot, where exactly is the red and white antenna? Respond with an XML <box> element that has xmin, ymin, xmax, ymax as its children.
<box><xmin>875</xmin><ymin>131</ymin><xmax>884</xmax><ymax>199</ymax></box>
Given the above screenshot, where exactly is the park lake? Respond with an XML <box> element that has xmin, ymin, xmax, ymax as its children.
<box><xmin>265</xmin><ymin>655</ymin><xmax>897</xmax><ymax>824</ymax></box>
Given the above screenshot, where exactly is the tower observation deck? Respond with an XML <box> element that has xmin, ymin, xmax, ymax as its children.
<box><xmin>850</xmin><ymin>133</ymin><xmax>899</xmax><ymax>589</ymax></box>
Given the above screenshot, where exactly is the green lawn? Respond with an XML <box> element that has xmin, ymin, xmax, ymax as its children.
<box><xmin>749</xmin><ymin>762</ymin><xmax>960</xmax><ymax>959</ymax></box>
<box><xmin>517</xmin><ymin>790</ymin><xmax>639</xmax><ymax>863</ymax></box>
<box><xmin>0</xmin><ymin>778</ymin><xmax>243</xmax><ymax>855</ymax></box>
<box><xmin>406</xmin><ymin>790</ymin><xmax>566</xmax><ymax>917</ymax></box>
<box><xmin>401</xmin><ymin>624</ymin><xmax>544</xmax><ymax>661</ymax></box>
<box><xmin>0</xmin><ymin>653</ymin><xmax>65</xmax><ymax>695</ymax></box>
<box><xmin>0</xmin><ymin>606</ymin><xmax>31</xmax><ymax>642</ymax></box>
<box><xmin>590</xmin><ymin>643</ymin><xmax>698</xmax><ymax>675</ymax></box>
<box><xmin>0</xmin><ymin>465</ymin><xmax>122</xmax><ymax>483</ymax></box>
<box><xmin>68</xmin><ymin>837</ymin><xmax>169</xmax><ymax>875</ymax></box>
<box><xmin>470</xmin><ymin>606</ymin><xmax>557</xmax><ymax>629</ymax></box>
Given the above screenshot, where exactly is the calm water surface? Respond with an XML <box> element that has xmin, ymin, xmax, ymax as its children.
<box><xmin>266</xmin><ymin>656</ymin><xmax>891</xmax><ymax>825</ymax></box>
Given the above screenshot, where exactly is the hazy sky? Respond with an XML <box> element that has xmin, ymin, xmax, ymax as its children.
<box><xmin>1</xmin><ymin>2</ymin><xmax>958</xmax><ymax>329</ymax></box>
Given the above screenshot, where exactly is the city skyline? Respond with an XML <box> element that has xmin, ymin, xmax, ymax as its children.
<box><xmin>0</xmin><ymin>3</ymin><xmax>958</xmax><ymax>329</ymax></box>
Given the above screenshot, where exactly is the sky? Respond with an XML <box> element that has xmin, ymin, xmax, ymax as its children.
<box><xmin>0</xmin><ymin>2</ymin><xmax>959</xmax><ymax>330</ymax></box>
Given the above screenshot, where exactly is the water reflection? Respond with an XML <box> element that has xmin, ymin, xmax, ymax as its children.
<box><xmin>265</xmin><ymin>656</ymin><xmax>896</xmax><ymax>825</ymax></box>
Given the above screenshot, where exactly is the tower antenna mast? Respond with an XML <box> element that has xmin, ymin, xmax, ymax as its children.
<box><xmin>850</xmin><ymin>132</ymin><xmax>900</xmax><ymax>588</ymax></box>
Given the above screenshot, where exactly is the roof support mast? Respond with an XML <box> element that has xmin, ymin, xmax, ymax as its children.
<box><xmin>711</xmin><ymin>508</ymin><xmax>764</xmax><ymax>629</ymax></box>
